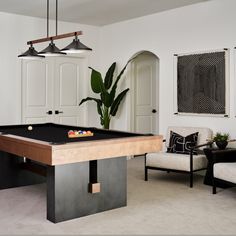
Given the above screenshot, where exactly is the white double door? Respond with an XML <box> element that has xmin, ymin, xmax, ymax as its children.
<box><xmin>22</xmin><ymin>57</ymin><xmax>87</xmax><ymax>126</ymax></box>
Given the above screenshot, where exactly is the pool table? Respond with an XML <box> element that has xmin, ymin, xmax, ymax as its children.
<box><xmin>0</xmin><ymin>123</ymin><xmax>162</xmax><ymax>223</ymax></box>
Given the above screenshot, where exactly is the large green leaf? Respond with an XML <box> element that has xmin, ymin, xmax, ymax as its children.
<box><xmin>79</xmin><ymin>97</ymin><xmax>102</xmax><ymax>106</ymax></box>
<box><xmin>79</xmin><ymin>97</ymin><xmax>102</xmax><ymax>116</ymax></box>
<box><xmin>104</xmin><ymin>62</ymin><xmax>116</xmax><ymax>90</ymax></box>
<box><xmin>113</xmin><ymin>57</ymin><xmax>136</xmax><ymax>88</ymax></box>
<box><xmin>103</xmin><ymin>107</ymin><xmax>110</xmax><ymax>129</ymax></box>
<box><xmin>109</xmin><ymin>58</ymin><xmax>134</xmax><ymax>103</ymax></box>
<box><xmin>100</xmin><ymin>117</ymin><xmax>104</xmax><ymax>126</ymax></box>
<box><xmin>115</xmin><ymin>60</ymin><xmax>130</xmax><ymax>85</ymax></box>
<box><xmin>100</xmin><ymin>91</ymin><xmax>113</xmax><ymax>108</ymax></box>
<box><xmin>110</xmin><ymin>89</ymin><xmax>129</xmax><ymax>116</ymax></box>
<box><xmin>89</xmin><ymin>67</ymin><xmax>104</xmax><ymax>94</ymax></box>
<box><xmin>97</xmin><ymin>103</ymin><xmax>103</xmax><ymax>116</ymax></box>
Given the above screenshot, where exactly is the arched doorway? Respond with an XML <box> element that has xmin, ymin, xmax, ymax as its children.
<box><xmin>129</xmin><ymin>51</ymin><xmax>159</xmax><ymax>134</ymax></box>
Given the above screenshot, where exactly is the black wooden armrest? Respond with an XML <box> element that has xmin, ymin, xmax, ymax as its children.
<box><xmin>189</xmin><ymin>142</ymin><xmax>213</xmax><ymax>155</ymax></box>
<box><xmin>191</xmin><ymin>142</ymin><xmax>213</xmax><ymax>150</ymax></box>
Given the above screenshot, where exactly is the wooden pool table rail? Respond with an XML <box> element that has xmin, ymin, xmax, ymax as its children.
<box><xmin>0</xmin><ymin>133</ymin><xmax>162</xmax><ymax>166</ymax></box>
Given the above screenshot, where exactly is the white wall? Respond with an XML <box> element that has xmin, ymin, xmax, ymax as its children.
<box><xmin>2</xmin><ymin>0</ymin><xmax>236</xmax><ymax>139</ymax></box>
<box><xmin>0</xmin><ymin>11</ymin><xmax>101</xmax><ymax>125</ymax></box>
<box><xmin>99</xmin><ymin>0</ymin><xmax>236</xmax><ymax>138</ymax></box>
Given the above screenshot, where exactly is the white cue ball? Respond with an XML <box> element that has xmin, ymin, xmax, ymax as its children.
<box><xmin>28</xmin><ymin>126</ymin><xmax>33</xmax><ymax>131</ymax></box>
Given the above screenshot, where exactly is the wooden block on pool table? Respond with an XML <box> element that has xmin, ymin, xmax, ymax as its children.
<box><xmin>88</xmin><ymin>183</ymin><xmax>101</xmax><ymax>194</ymax></box>
<box><xmin>68</xmin><ymin>133</ymin><xmax>94</xmax><ymax>138</ymax></box>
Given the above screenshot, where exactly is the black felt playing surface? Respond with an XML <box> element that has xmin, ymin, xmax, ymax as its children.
<box><xmin>0</xmin><ymin>123</ymin><xmax>143</xmax><ymax>144</ymax></box>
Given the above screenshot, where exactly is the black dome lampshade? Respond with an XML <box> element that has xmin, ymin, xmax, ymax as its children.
<box><xmin>38</xmin><ymin>40</ymin><xmax>66</xmax><ymax>57</ymax></box>
<box><xmin>18</xmin><ymin>44</ymin><xmax>45</xmax><ymax>59</ymax></box>
<box><xmin>61</xmin><ymin>35</ymin><xmax>92</xmax><ymax>54</ymax></box>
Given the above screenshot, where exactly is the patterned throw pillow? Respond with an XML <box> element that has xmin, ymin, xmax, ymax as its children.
<box><xmin>167</xmin><ymin>131</ymin><xmax>198</xmax><ymax>155</ymax></box>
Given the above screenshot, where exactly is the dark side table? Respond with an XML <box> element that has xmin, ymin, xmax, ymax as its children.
<box><xmin>203</xmin><ymin>148</ymin><xmax>236</xmax><ymax>188</ymax></box>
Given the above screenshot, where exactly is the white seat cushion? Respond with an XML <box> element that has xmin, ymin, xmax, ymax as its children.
<box><xmin>214</xmin><ymin>163</ymin><xmax>236</xmax><ymax>184</ymax></box>
<box><xmin>146</xmin><ymin>152</ymin><xmax>207</xmax><ymax>172</ymax></box>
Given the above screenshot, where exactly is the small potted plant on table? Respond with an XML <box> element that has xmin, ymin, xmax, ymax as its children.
<box><xmin>213</xmin><ymin>132</ymin><xmax>230</xmax><ymax>150</ymax></box>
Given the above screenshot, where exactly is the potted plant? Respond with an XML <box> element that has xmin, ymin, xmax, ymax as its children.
<box><xmin>213</xmin><ymin>132</ymin><xmax>230</xmax><ymax>149</ymax></box>
<box><xmin>79</xmin><ymin>60</ymin><xmax>132</xmax><ymax>129</ymax></box>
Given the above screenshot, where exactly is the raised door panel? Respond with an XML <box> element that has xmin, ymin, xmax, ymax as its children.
<box><xmin>54</xmin><ymin>58</ymin><xmax>86</xmax><ymax>126</ymax></box>
<box><xmin>136</xmin><ymin>65</ymin><xmax>152</xmax><ymax>116</ymax></box>
<box><xmin>136</xmin><ymin>66</ymin><xmax>152</xmax><ymax>106</ymax></box>
<box><xmin>58</xmin><ymin>116</ymin><xmax>77</xmax><ymax>126</ymax></box>
<box><xmin>59</xmin><ymin>63</ymin><xmax>78</xmax><ymax>106</ymax></box>
<box><xmin>25</xmin><ymin>117</ymin><xmax>48</xmax><ymax>124</ymax></box>
<box><xmin>135</xmin><ymin>116</ymin><xmax>152</xmax><ymax>133</ymax></box>
<box><xmin>22</xmin><ymin>59</ymin><xmax>54</xmax><ymax>124</ymax></box>
<box><xmin>26</xmin><ymin>62</ymin><xmax>47</xmax><ymax>107</ymax></box>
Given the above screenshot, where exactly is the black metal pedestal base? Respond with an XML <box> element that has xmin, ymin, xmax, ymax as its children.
<box><xmin>0</xmin><ymin>151</ymin><xmax>46</xmax><ymax>189</ymax></box>
<box><xmin>47</xmin><ymin>157</ymin><xmax>127</xmax><ymax>223</ymax></box>
<box><xmin>0</xmin><ymin>151</ymin><xmax>127</xmax><ymax>223</ymax></box>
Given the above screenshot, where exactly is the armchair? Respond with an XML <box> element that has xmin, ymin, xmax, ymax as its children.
<box><xmin>212</xmin><ymin>152</ymin><xmax>236</xmax><ymax>194</ymax></box>
<box><xmin>145</xmin><ymin>126</ymin><xmax>213</xmax><ymax>187</ymax></box>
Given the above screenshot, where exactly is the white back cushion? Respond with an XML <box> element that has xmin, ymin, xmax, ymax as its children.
<box><xmin>166</xmin><ymin>126</ymin><xmax>213</xmax><ymax>150</ymax></box>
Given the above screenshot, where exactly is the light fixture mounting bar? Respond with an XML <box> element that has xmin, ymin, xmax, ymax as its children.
<box><xmin>27</xmin><ymin>31</ymin><xmax>83</xmax><ymax>45</ymax></box>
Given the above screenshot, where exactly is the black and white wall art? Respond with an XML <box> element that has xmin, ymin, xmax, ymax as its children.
<box><xmin>173</xmin><ymin>49</ymin><xmax>229</xmax><ymax>116</ymax></box>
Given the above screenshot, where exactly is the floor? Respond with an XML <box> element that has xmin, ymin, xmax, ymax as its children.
<box><xmin>0</xmin><ymin>157</ymin><xmax>236</xmax><ymax>235</ymax></box>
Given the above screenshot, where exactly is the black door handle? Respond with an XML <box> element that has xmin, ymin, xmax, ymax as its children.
<box><xmin>46</xmin><ymin>110</ymin><xmax>53</xmax><ymax>115</ymax></box>
<box><xmin>55</xmin><ymin>110</ymin><xmax>63</xmax><ymax>115</ymax></box>
<box><xmin>152</xmin><ymin>109</ymin><xmax>157</xmax><ymax>113</ymax></box>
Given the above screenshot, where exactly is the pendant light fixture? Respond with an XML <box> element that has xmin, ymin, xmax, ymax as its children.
<box><xmin>18</xmin><ymin>0</ymin><xmax>92</xmax><ymax>59</ymax></box>
<box><xmin>38</xmin><ymin>0</ymin><xmax>66</xmax><ymax>57</ymax></box>
<box><xmin>61</xmin><ymin>32</ymin><xmax>92</xmax><ymax>54</ymax></box>
<box><xmin>38</xmin><ymin>40</ymin><xmax>66</xmax><ymax>56</ymax></box>
<box><xmin>18</xmin><ymin>43</ymin><xmax>45</xmax><ymax>59</ymax></box>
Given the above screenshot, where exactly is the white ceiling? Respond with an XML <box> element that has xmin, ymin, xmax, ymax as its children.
<box><xmin>0</xmin><ymin>0</ymin><xmax>209</xmax><ymax>26</ymax></box>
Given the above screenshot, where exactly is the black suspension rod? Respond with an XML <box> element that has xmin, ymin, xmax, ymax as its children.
<box><xmin>47</xmin><ymin>0</ymin><xmax>49</xmax><ymax>37</ymax></box>
<box><xmin>56</xmin><ymin>0</ymin><xmax>58</xmax><ymax>36</ymax></box>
